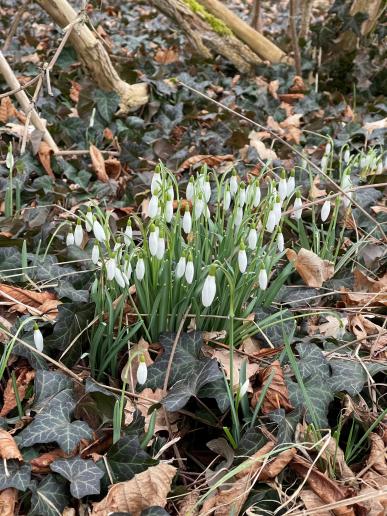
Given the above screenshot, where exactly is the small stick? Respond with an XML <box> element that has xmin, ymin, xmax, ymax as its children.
<box><xmin>2</xmin><ymin>0</ymin><xmax>32</xmax><ymax>51</ymax></box>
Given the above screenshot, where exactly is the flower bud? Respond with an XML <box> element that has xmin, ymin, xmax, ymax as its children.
<box><xmin>248</xmin><ymin>227</ymin><xmax>257</xmax><ymax>250</ymax></box>
<box><xmin>186</xmin><ymin>177</ymin><xmax>195</xmax><ymax>201</ymax></box>
<box><xmin>124</xmin><ymin>220</ymin><xmax>132</xmax><ymax>245</ymax></box>
<box><xmin>238</xmin><ymin>242</ymin><xmax>247</xmax><ymax>273</ymax></box>
<box><xmin>33</xmin><ymin>323</ymin><xmax>43</xmax><ymax>353</ymax></box>
<box><xmin>148</xmin><ymin>195</ymin><xmax>159</xmax><ymax>219</ymax></box>
<box><xmin>91</xmin><ymin>244</ymin><xmax>99</xmax><ymax>264</ymax></box>
<box><xmin>74</xmin><ymin>220</ymin><xmax>84</xmax><ymax>247</ymax></box>
<box><xmin>106</xmin><ymin>257</ymin><xmax>116</xmax><ymax>281</ymax></box>
<box><xmin>185</xmin><ymin>257</ymin><xmax>194</xmax><ymax>284</ymax></box>
<box><xmin>234</xmin><ymin>206</ymin><xmax>243</xmax><ymax>228</ymax></box>
<box><xmin>202</xmin><ymin>265</ymin><xmax>217</xmax><ymax>307</ymax></box>
<box><xmin>223</xmin><ymin>187</ymin><xmax>231</xmax><ymax>211</ymax></box>
<box><xmin>293</xmin><ymin>192</ymin><xmax>303</xmax><ymax>220</ymax></box>
<box><xmin>321</xmin><ymin>200</ymin><xmax>331</xmax><ymax>222</ymax></box>
<box><xmin>278</xmin><ymin>171</ymin><xmax>287</xmax><ymax>202</ymax></box>
<box><xmin>115</xmin><ymin>268</ymin><xmax>126</xmax><ymax>288</ymax></box>
<box><xmin>183</xmin><ymin>205</ymin><xmax>192</xmax><ymax>234</ymax></box>
<box><xmin>176</xmin><ymin>255</ymin><xmax>186</xmax><ymax>279</ymax></box>
<box><xmin>277</xmin><ymin>232</ymin><xmax>284</xmax><ymax>252</ymax></box>
<box><xmin>230</xmin><ymin>171</ymin><xmax>238</xmax><ymax>196</ymax></box>
<box><xmin>137</xmin><ymin>356</ymin><xmax>148</xmax><ymax>385</ymax></box>
<box><xmin>135</xmin><ymin>256</ymin><xmax>145</xmax><ymax>280</ymax></box>
<box><xmin>66</xmin><ymin>231</ymin><xmax>75</xmax><ymax>247</ymax></box>
<box><xmin>93</xmin><ymin>219</ymin><xmax>106</xmax><ymax>243</ymax></box>
<box><xmin>266</xmin><ymin>209</ymin><xmax>276</xmax><ymax>233</ymax></box>
<box><xmin>148</xmin><ymin>225</ymin><xmax>158</xmax><ymax>256</ymax></box>
<box><xmin>151</xmin><ymin>172</ymin><xmax>162</xmax><ymax>195</ymax></box>
<box><xmin>85</xmin><ymin>208</ymin><xmax>93</xmax><ymax>232</ymax></box>
<box><xmin>287</xmin><ymin>170</ymin><xmax>295</xmax><ymax>198</ymax></box>
<box><xmin>258</xmin><ymin>264</ymin><xmax>268</xmax><ymax>290</ymax></box>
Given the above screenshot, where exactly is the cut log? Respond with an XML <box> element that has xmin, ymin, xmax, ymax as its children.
<box><xmin>35</xmin><ymin>0</ymin><xmax>148</xmax><ymax>113</ymax></box>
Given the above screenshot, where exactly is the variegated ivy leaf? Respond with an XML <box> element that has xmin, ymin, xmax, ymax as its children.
<box><xmin>29</xmin><ymin>474</ymin><xmax>69</xmax><ymax>516</ymax></box>
<box><xmin>33</xmin><ymin>370</ymin><xmax>73</xmax><ymax>410</ymax></box>
<box><xmin>50</xmin><ymin>457</ymin><xmax>104</xmax><ymax>498</ymax></box>
<box><xmin>286</xmin><ymin>378</ymin><xmax>334</xmax><ymax>428</ymax></box>
<box><xmin>0</xmin><ymin>460</ymin><xmax>31</xmax><ymax>491</ymax></box>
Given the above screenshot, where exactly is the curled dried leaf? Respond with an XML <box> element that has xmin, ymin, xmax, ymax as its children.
<box><xmin>286</xmin><ymin>248</ymin><xmax>335</xmax><ymax>288</ymax></box>
<box><xmin>90</xmin><ymin>145</ymin><xmax>109</xmax><ymax>183</ymax></box>
<box><xmin>178</xmin><ymin>154</ymin><xmax>233</xmax><ymax>173</ymax></box>
<box><xmin>252</xmin><ymin>360</ymin><xmax>293</xmax><ymax>414</ymax></box>
<box><xmin>0</xmin><ymin>488</ymin><xmax>17</xmax><ymax>516</ymax></box>
<box><xmin>0</xmin><ymin>429</ymin><xmax>23</xmax><ymax>461</ymax></box>
<box><xmin>0</xmin><ymin>368</ymin><xmax>35</xmax><ymax>417</ymax></box>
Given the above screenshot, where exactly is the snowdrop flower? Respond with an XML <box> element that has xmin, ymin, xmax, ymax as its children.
<box><xmin>344</xmin><ymin>149</ymin><xmax>350</xmax><ymax>163</ymax></box>
<box><xmin>238</xmin><ymin>182</ymin><xmax>246</xmax><ymax>207</ymax></box>
<box><xmin>277</xmin><ymin>231</ymin><xmax>284</xmax><ymax>252</ymax></box>
<box><xmin>186</xmin><ymin>177</ymin><xmax>195</xmax><ymax>201</ymax></box>
<box><xmin>185</xmin><ymin>256</ymin><xmax>194</xmax><ymax>284</ymax></box>
<box><xmin>124</xmin><ymin>220</ymin><xmax>132</xmax><ymax>245</ymax></box>
<box><xmin>325</xmin><ymin>142</ymin><xmax>332</xmax><ymax>155</ymax></box>
<box><xmin>74</xmin><ymin>220</ymin><xmax>84</xmax><ymax>247</ymax></box>
<box><xmin>266</xmin><ymin>208</ymin><xmax>276</xmax><ymax>233</ymax></box>
<box><xmin>135</xmin><ymin>255</ymin><xmax>145</xmax><ymax>281</ymax></box>
<box><xmin>148</xmin><ymin>195</ymin><xmax>159</xmax><ymax>219</ymax></box>
<box><xmin>239</xmin><ymin>379</ymin><xmax>249</xmax><ymax>398</ymax></box>
<box><xmin>253</xmin><ymin>181</ymin><xmax>261</xmax><ymax>208</ymax></box>
<box><xmin>176</xmin><ymin>253</ymin><xmax>186</xmax><ymax>279</ymax></box>
<box><xmin>122</xmin><ymin>256</ymin><xmax>132</xmax><ymax>284</ymax></box>
<box><xmin>66</xmin><ymin>231</ymin><xmax>75</xmax><ymax>247</ymax></box>
<box><xmin>194</xmin><ymin>193</ymin><xmax>204</xmax><ymax>220</ymax></box>
<box><xmin>274</xmin><ymin>195</ymin><xmax>282</xmax><ymax>225</ymax></box>
<box><xmin>341</xmin><ymin>170</ymin><xmax>352</xmax><ymax>191</ymax></box>
<box><xmin>85</xmin><ymin>208</ymin><xmax>93</xmax><ymax>232</ymax></box>
<box><xmin>137</xmin><ymin>355</ymin><xmax>148</xmax><ymax>385</ymax></box>
<box><xmin>91</xmin><ymin>244</ymin><xmax>99</xmax><ymax>264</ymax></box>
<box><xmin>230</xmin><ymin>171</ymin><xmax>238</xmax><ymax>196</ymax></box>
<box><xmin>343</xmin><ymin>191</ymin><xmax>352</xmax><ymax>208</ymax></box>
<box><xmin>203</xmin><ymin>176</ymin><xmax>211</xmax><ymax>202</ymax></box>
<box><xmin>106</xmin><ymin>256</ymin><xmax>117</xmax><ymax>281</ymax></box>
<box><xmin>168</xmin><ymin>184</ymin><xmax>174</xmax><ymax>202</ymax></box>
<box><xmin>93</xmin><ymin>219</ymin><xmax>105</xmax><ymax>243</ymax></box>
<box><xmin>165</xmin><ymin>196</ymin><xmax>173</xmax><ymax>223</ymax></box>
<box><xmin>293</xmin><ymin>192</ymin><xmax>303</xmax><ymax>220</ymax></box>
<box><xmin>321</xmin><ymin>155</ymin><xmax>328</xmax><ymax>172</ymax></box>
<box><xmin>248</xmin><ymin>226</ymin><xmax>257</xmax><ymax>250</ymax></box>
<box><xmin>115</xmin><ymin>268</ymin><xmax>126</xmax><ymax>288</ymax></box>
<box><xmin>377</xmin><ymin>160</ymin><xmax>383</xmax><ymax>175</ymax></box>
<box><xmin>183</xmin><ymin>205</ymin><xmax>192</xmax><ymax>234</ymax></box>
<box><xmin>287</xmin><ymin>170</ymin><xmax>295</xmax><ymax>198</ymax></box>
<box><xmin>148</xmin><ymin>225</ymin><xmax>158</xmax><ymax>256</ymax></box>
<box><xmin>202</xmin><ymin>265</ymin><xmax>217</xmax><ymax>307</ymax></box>
<box><xmin>151</xmin><ymin>171</ymin><xmax>162</xmax><ymax>195</ymax></box>
<box><xmin>223</xmin><ymin>186</ymin><xmax>231</xmax><ymax>211</ymax></box>
<box><xmin>321</xmin><ymin>200</ymin><xmax>331</xmax><ymax>222</ymax></box>
<box><xmin>258</xmin><ymin>264</ymin><xmax>268</xmax><ymax>290</ymax></box>
<box><xmin>156</xmin><ymin>231</ymin><xmax>165</xmax><ymax>260</ymax></box>
<box><xmin>238</xmin><ymin>242</ymin><xmax>247</xmax><ymax>273</ymax></box>
<box><xmin>278</xmin><ymin>171</ymin><xmax>287</xmax><ymax>202</ymax></box>
<box><xmin>33</xmin><ymin>323</ymin><xmax>43</xmax><ymax>353</ymax></box>
<box><xmin>234</xmin><ymin>206</ymin><xmax>243</xmax><ymax>228</ymax></box>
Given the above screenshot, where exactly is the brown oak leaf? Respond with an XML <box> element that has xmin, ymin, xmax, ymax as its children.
<box><xmin>252</xmin><ymin>360</ymin><xmax>293</xmax><ymax>414</ymax></box>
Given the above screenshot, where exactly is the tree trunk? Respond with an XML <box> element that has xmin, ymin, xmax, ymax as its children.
<box><xmin>35</xmin><ymin>0</ymin><xmax>148</xmax><ymax>113</ymax></box>
<box><xmin>150</xmin><ymin>0</ymin><xmax>288</xmax><ymax>73</ymax></box>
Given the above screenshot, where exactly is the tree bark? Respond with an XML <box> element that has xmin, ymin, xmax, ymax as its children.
<box><xmin>35</xmin><ymin>0</ymin><xmax>148</xmax><ymax>113</ymax></box>
<box><xmin>150</xmin><ymin>0</ymin><xmax>288</xmax><ymax>73</ymax></box>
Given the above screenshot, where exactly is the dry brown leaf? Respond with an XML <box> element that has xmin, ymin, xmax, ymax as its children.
<box><xmin>128</xmin><ymin>388</ymin><xmax>178</xmax><ymax>434</ymax></box>
<box><xmin>286</xmin><ymin>248</ymin><xmax>335</xmax><ymax>288</ymax></box>
<box><xmin>248</xmin><ymin>131</ymin><xmax>278</xmax><ymax>160</ymax></box>
<box><xmin>319</xmin><ymin>316</ymin><xmax>348</xmax><ymax>339</ymax></box>
<box><xmin>363</xmin><ymin>117</ymin><xmax>387</xmax><ymax>135</ymax></box>
<box><xmin>105</xmin><ymin>158</ymin><xmax>121</xmax><ymax>180</ymax></box>
<box><xmin>62</xmin><ymin>508</ymin><xmax>76</xmax><ymax>516</ymax></box>
<box><xmin>0</xmin><ymin>283</ymin><xmax>59</xmax><ymax>316</ymax></box>
<box><xmin>90</xmin><ymin>145</ymin><xmax>109</xmax><ymax>182</ymax></box>
<box><xmin>0</xmin><ymin>368</ymin><xmax>35</xmax><ymax>417</ymax></box>
<box><xmin>278</xmin><ymin>93</ymin><xmax>304</xmax><ymax>104</ymax></box>
<box><xmin>280</xmin><ymin>114</ymin><xmax>303</xmax><ymax>144</ymax></box>
<box><xmin>268</xmin><ymin>80</ymin><xmax>279</xmax><ymax>99</ymax></box>
<box><xmin>103</xmin><ymin>127</ymin><xmax>114</xmax><ymax>140</ymax></box>
<box><xmin>0</xmin><ymin>97</ymin><xmax>16</xmax><ymax>124</ymax></box>
<box><xmin>38</xmin><ymin>141</ymin><xmax>54</xmax><ymax>177</ymax></box>
<box><xmin>342</xmin><ymin>270</ymin><xmax>387</xmax><ymax>307</ymax></box>
<box><xmin>91</xmin><ymin>463</ymin><xmax>176</xmax><ymax>516</ymax></box>
<box><xmin>69</xmin><ymin>81</ymin><xmax>81</xmax><ymax>103</ymax></box>
<box><xmin>290</xmin><ymin>75</ymin><xmax>306</xmax><ymax>93</ymax></box>
<box><xmin>0</xmin><ymin>488</ymin><xmax>17</xmax><ymax>516</ymax></box>
<box><xmin>121</xmin><ymin>338</ymin><xmax>153</xmax><ymax>391</ymax></box>
<box><xmin>367</xmin><ymin>433</ymin><xmax>387</xmax><ymax>475</ymax></box>
<box><xmin>258</xmin><ymin>447</ymin><xmax>297</xmax><ymax>480</ymax></box>
<box><xmin>318</xmin><ymin>437</ymin><xmax>355</xmax><ymax>481</ymax></box>
<box><xmin>30</xmin><ymin>449</ymin><xmax>68</xmax><ymax>473</ymax></box>
<box><xmin>290</xmin><ymin>455</ymin><xmax>355</xmax><ymax>516</ymax></box>
<box><xmin>309</xmin><ymin>175</ymin><xmax>327</xmax><ymax>200</ymax></box>
<box><xmin>178</xmin><ymin>154</ymin><xmax>233</xmax><ymax>173</ymax></box>
<box><xmin>177</xmin><ymin>490</ymin><xmax>199</xmax><ymax>516</ymax></box>
<box><xmin>359</xmin><ymin>470</ymin><xmax>387</xmax><ymax>516</ymax></box>
<box><xmin>154</xmin><ymin>47</ymin><xmax>179</xmax><ymax>64</ymax></box>
<box><xmin>0</xmin><ymin>429</ymin><xmax>23</xmax><ymax>461</ymax></box>
<box><xmin>207</xmin><ymin>347</ymin><xmax>259</xmax><ymax>392</ymax></box>
<box><xmin>300</xmin><ymin>489</ymin><xmax>334</xmax><ymax>516</ymax></box>
<box><xmin>252</xmin><ymin>360</ymin><xmax>293</xmax><ymax>414</ymax></box>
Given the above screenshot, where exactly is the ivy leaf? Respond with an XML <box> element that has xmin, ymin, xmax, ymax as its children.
<box><xmin>198</xmin><ymin>378</ymin><xmax>230</xmax><ymax>412</ymax></box>
<box><xmin>18</xmin><ymin>389</ymin><xmax>93</xmax><ymax>453</ymax></box>
<box><xmin>92</xmin><ymin>90</ymin><xmax>119</xmax><ymax>122</ymax></box>
<box><xmin>328</xmin><ymin>359</ymin><xmax>367</xmax><ymax>396</ymax></box>
<box><xmin>105</xmin><ymin>435</ymin><xmax>157</xmax><ymax>482</ymax></box>
<box><xmin>162</xmin><ymin>360</ymin><xmax>222</xmax><ymax>411</ymax></box>
<box><xmin>29</xmin><ymin>474</ymin><xmax>70</xmax><ymax>516</ymax></box>
<box><xmin>50</xmin><ymin>457</ymin><xmax>104</xmax><ymax>498</ymax></box>
<box><xmin>141</xmin><ymin>508</ymin><xmax>170</xmax><ymax>515</ymax></box>
<box><xmin>287</xmin><ymin>377</ymin><xmax>334</xmax><ymax>427</ymax></box>
<box><xmin>296</xmin><ymin>342</ymin><xmax>329</xmax><ymax>381</ymax></box>
<box><xmin>236</xmin><ymin>428</ymin><xmax>267</xmax><ymax>459</ymax></box>
<box><xmin>33</xmin><ymin>370</ymin><xmax>73</xmax><ymax>410</ymax></box>
<box><xmin>56</xmin><ymin>282</ymin><xmax>89</xmax><ymax>302</ymax></box>
<box><xmin>267</xmin><ymin>408</ymin><xmax>302</xmax><ymax>444</ymax></box>
<box><xmin>0</xmin><ymin>460</ymin><xmax>31</xmax><ymax>491</ymax></box>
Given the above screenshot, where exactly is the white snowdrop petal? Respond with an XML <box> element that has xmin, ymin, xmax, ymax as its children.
<box><xmin>293</xmin><ymin>198</ymin><xmax>303</xmax><ymax>220</ymax></box>
<box><xmin>253</xmin><ymin>186</ymin><xmax>261</xmax><ymax>207</ymax></box>
<box><xmin>74</xmin><ymin>224</ymin><xmax>84</xmax><ymax>247</ymax></box>
<box><xmin>287</xmin><ymin>177</ymin><xmax>295</xmax><ymax>198</ymax></box>
<box><xmin>204</xmin><ymin>182</ymin><xmax>211</xmax><ymax>202</ymax></box>
<box><xmin>248</xmin><ymin>229</ymin><xmax>257</xmax><ymax>250</ymax></box>
<box><xmin>274</xmin><ymin>202</ymin><xmax>282</xmax><ymax>225</ymax></box>
<box><xmin>66</xmin><ymin>232</ymin><xmax>75</xmax><ymax>246</ymax></box>
<box><xmin>106</xmin><ymin>258</ymin><xmax>116</xmax><ymax>280</ymax></box>
<box><xmin>149</xmin><ymin>231</ymin><xmax>158</xmax><ymax>256</ymax></box>
<box><xmin>34</xmin><ymin>329</ymin><xmax>44</xmax><ymax>353</ymax></box>
<box><xmin>194</xmin><ymin>199</ymin><xmax>204</xmax><ymax>220</ymax></box>
<box><xmin>186</xmin><ymin>182</ymin><xmax>194</xmax><ymax>201</ymax></box>
<box><xmin>148</xmin><ymin>196</ymin><xmax>159</xmax><ymax>219</ymax></box>
<box><xmin>91</xmin><ymin>244</ymin><xmax>99</xmax><ymax>264</ymax></box>
<box><xmin>115</xmin><ymin>268</ymin><xmax>126</xmax><ymax>288</ymax></box>
<box><xmin>224</xmin><ymin>190</ymin><xmax>231</xmax><ymax>211</ymax></box>
<box><xmin>185</xmin><ymin>261</ymin><xmax>194</xmax><ymax>284</ymax></box>
<box><xmin>234</xmin><ymin>207</ymin><xmax>243</xmax><ymax>227</ymax></box>
<box><xmin>258</xmin><ymin>268</ymin><xmax>268</xmax><ymax>290</ymax></box>
<box><xmin>278</xmin><ymin>179</ymin><xmax>287</xmax><ymax>202</ymax></box>
<box><xmin>202</xmin><ymin>275</ymin><xmax>216</xmax><ymax>307</ymax></box>
<box><xmin>165</xmin><ymin>201</ymin><xmax>173</xmax><ymax>223</ymax></box>
<box><xmin>183</xmin><ymin>211</ymin><xmax>192</xmax><ymax>234</ymax></box>
<box><xmin>176</xmin><ymin>257</ymin><xmax>186</xmax><ymax>278</ymax></box>
<box><xmin>266</xmin><ymin>210</ymin><xmax>276</xmax><ymax>233</ymax></box>
<box><xmin>136</xmin><ymin>259</ymin><xmax>145</xmax><ymax>280</ymax></box>
<box><xmin>238</xmin><ymin>250</ymin><xmax>247</xmax><ymax>273</ymax></box>
<box><xmin>137</xmin><ymin>361</ymin><xmax>148</xmax><ymax>385</ymax></box>
<box><xmin>230</xmin><ymin>176</ymin><xmax>238</xmax><ymax>196</ymax></box>
<box><xmin>277</xmin><ymin>232</ymin><xmax>284</xmax><ymax>252</ymax></box>
<box><xmin>151</xmin><ymin>173</ymin><xmax>162</xmax><ymax>195</ymax></box>
<box><xmin>239</xmin><ymin>379</ymin><xmax>249</xmax><ymax>398</ymax></box>
<box><xmin>321</xmin><ymin>200</ymin><xmax>331</xmax><ymax>222</ymax></box>
<box><xmin>85</xmin><ymin>211</ymin><xmax>93</xmax><ymax>232</ymax></box>
<box><xmin>156</xmin><ymin>238</ymin><xmax>165</xmax><ymax>259</ymax></box>
<box><xmin>93</xmin><ymin>220</ymin><xmax>106</xmax><ymax>243</ymax></box>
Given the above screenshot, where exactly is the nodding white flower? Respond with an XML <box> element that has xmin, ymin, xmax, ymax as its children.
<box><xmin>33</xmin><ymin>323</ymin><xmax>43</xmax><ymax>353</ymax></box>
<box><xmin>293</xmin><ymin>193</ymin><xmax>303</xmax><ymax>220</ymax></box>
<box><xmin>203</xmin><ymin>177</ymin><xmax>211</xmax><ymax>202</ymax></box>
<box><xmin>234</xmin><ymin>207</ymin><xmax>243</xmax><ymax>228</ymax></box>
<box><xmin>239</xmin><ymin>379</ymin><xmax>249</xmax><ymax>398</ymax></box>
<box><xmin>341</xmin><ymin>170</ymin><xmax>351</xmax><ymax>191</ymax></box>
<box><xmin>91</xmin><ymin>244</ymin><xmax>99</xmax><ymax>264</ymax></box>
<box><xmin>274</xmin><ymin>196</ymin><xmax>282</xmax><ymax>225</ymax></box>
<box><xmin>136</xmin><ymin>356</ymin><xmax>148</xmax><ymax>385</ymax></box>
<box><xmin>287</xmin><ymin>171</ymin><xmax>295</xmax><ymax>198</ymax></box>
<box><xmin>230</xmin><ymin>172</ymin><xmax>238</xmax><ymax>196</ymax></box>
<box><xmin>106</xmin><ymin>257</ymin><xmax>117</xmax><ymax>281</ymax></box>
<box><xmin>85</xmin><ymin>208</ymin><xmax>93</xmax><ymax>232</ymax></box>
<box><xmin>183</xmin><ymin>206</ymin><xmax>192</xmax><ymax>234</ymax></box>
<box><xmin>238</xmin><ymin>183</ymin><xmax>246</xmax><ymax>207</ymax></box>
<box><xmin>114</xmin><ymin>239</ymin><xmax>122</xmax><ymax>253</ymax></box>
<box><xmin>168</xmin><ymin>185</ymin><xmax>174</xmax><ymax>202</ymax></box>
<box><xmin>266</xmin><ymin>209</ymin><xmax>276</xmax><ymax>233</ymax></box>
<box><xmin>66</xmin><ymin>231</ymin><xmax>75</xmax><ymax>247</ymax></box>
<box><xmin>321</xmin><ymin>200</ymin><xmax>331</xmax><ymax>222</ymax></box>
<box><xmin>194</xmin><ymin>194</ymin><xmax>204</xmax><ymax>220</ymax></box>
<box><xmin>377</xmin><ymin>160</ymin><xmax>383</xmax><ymax>174</ymax></box>
<box><xmin>278</xmin><ymin>171</ymin><xmax>287</xmax><ymax>202</ymax></box>
<box><xmin>185</xmin><ymin>257</ymin><xmax>194</xmax><ymax>284</ymax></box>
<box><xmin>258</xmin><ymin>264</ymin><xmax>268</xmax><ymax>290</ymax></box>
<box><xmin>325</xmin><ymin>142</ymin><xmax>332</xmax><ymax>155</ymax></box>
<box><xmin>115</xmin><ymin>268</ymin><xmax>126</xmax><ymax>288</ymax></box>
<box><xmin>93</xmin><ymin>219</ymin><xmax>106</xmax><ymax>243</ymax></box>
<box><xmin>344</xmin><ymin>149</ymin><xmax>350</xmax><ymax>163</ymax></box>
<box><xmin>165</xmin><ymin>199</ymin><xmax>174</xmax><ymax>223</ymax></box>
<box><xmin>74</xmin><ymin>221</ymin><xmax>84</xmax><ymax>247</ymax></box>
<box><xmin>156</xmin><ymin>233</ymin><xmax>165</xmax><ymax>260</ymax></box>
<box><xmin>321</xmin><ymin>155</ymin><xmax>328</xmax><ymax>172</ymax></box>
<box><xmin>253</xmin><ymin>182</ymin><xmax>261</xmax><ymax>208</ymax></box>
<box><xmin>238</xmin><ymin>243</ymin><xmax>248</xmax><ymax>273</ymax></box>
<box><xmin>223</xmin><ymin>187</ymin><xmax>231</xmax><ymax>211</ymax></box>
<box><xmin>277</xmin><ymin>232</ymin><xmax>284</xmax><ymax>252</ymax></box>
<box><xmin>248</xmin><ymin>227</ymin><xmax>257</xmax><ymax>250</ymax></box>
<box><xmin>148</xmin><ymin>195</ymin><xmax>159</xmax><ymax>219</ymax></box>
<box><xmin>123</xmin><ymin>257</ymin><xmax>132</xmax><ymax>280</ymax></box>
<box><xmin>135</xmin><ymin>256</ymin><xmax>145</xmax><ymax>280</ymax></box>
<box><xmin>202</xmin><ymin>265</ymin><xmax>217</xmax><ymax>307</ymax></box>
<box><xmin>343</xmin><ymin>191</ymin><xmax>352</xmax><ymax>208</ymax></box>
<box><xmin>124</xmin><ymin>221</ymin><xmax>132</xmax><ymax>245</ymax></box>
<box><xmin>176</xmin><ymin>255</ymin><xmax>186</xmax><ymax>278</ymax></box>
<box><xmin>186</xmin><ymin>177</ymin><xmax>195</xmax><ymax>201</ymax></box>
<box><xmin>148</xmin><ymin>225</ymin><xmax>158</xmax><ymax>256</ymax></box>
<box><xmin>151</xmin><ymin>171</ymin><xmax>162</xmax><ymax>195</ymax></box>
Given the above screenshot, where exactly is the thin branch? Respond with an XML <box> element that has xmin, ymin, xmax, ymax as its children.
<box><xmin>2</xmin><ymin>0</ymin><xmax>32</xmax><ymax>51</ymax></box>
<box><xmin>289</xmin><ymin>0</ymin><xmax>302</xmax><ymax>76</ymax></box>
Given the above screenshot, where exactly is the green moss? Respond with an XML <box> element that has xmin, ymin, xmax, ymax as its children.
<box><xmin>183</xmin><ymin>0</ymin><xmax>233</xmax><ymax>36</ymax></box>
